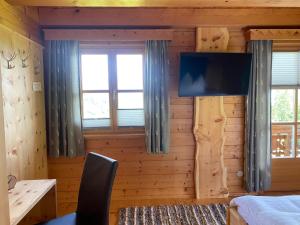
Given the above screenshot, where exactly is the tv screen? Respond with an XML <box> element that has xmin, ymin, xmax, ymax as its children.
<box><xmin>178</xmin><ymin>52</ymin><xmax>252</xmax><ymax>96</ymax></box>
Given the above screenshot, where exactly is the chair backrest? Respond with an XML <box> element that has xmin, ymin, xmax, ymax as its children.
<box><xmin>76</xmin><ymin>152</ymin><xmax>118</xmax><ymax>225</ymax></box>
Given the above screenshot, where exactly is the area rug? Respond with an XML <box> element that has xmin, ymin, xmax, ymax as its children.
<box><xmin>118</xmin><ymin>203</ymin><xmax>228</xmax><ymax>225</ymax></box>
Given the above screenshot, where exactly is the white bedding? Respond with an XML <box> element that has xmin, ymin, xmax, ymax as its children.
<box><xmin>230</xmin><ymin>195</ymin><xmax>300</xmax><ymax>225</ymax></box>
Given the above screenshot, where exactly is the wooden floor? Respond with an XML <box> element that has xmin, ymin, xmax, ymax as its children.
<box><xmin>109</xmin><ymin>198</ymin><xmax>229</xmax><ymax>225</ymax></box>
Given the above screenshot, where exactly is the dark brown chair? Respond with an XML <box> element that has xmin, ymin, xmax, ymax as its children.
<box><xmin>38</xmin><ymin>152</ymin><xmax>118</xmax><ymax>225</ymax></box>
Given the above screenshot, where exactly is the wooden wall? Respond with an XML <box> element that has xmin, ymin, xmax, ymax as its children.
<box><xmin>47</xmin><ymin>27</ymin><xmax>246</xmax><ymax>216</ymax></box>
<box><xmin>0</xmin><ymin>24</ymin><xmax>47</xmax><ymax>180</ymax></box>
<box><xmin>0</xmin><ymin>0</ymin><xmax>46</xmax><ymax>222</ymax></box>
<box><xmin>271</xmin><ymin>159</ymin><xmax>300</xmax><ymax>191</ymax></box>
<box><xmin>41</xmin><ymin>7</ymin><xmax>300</xmax><ymax>222</ymax></box>
<box><xmin>0</xmin><ymin>0</ymin><xmax>47</xmax><ymax>180</ymax></box>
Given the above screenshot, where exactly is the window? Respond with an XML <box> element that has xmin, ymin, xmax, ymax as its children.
<box><xmin>271</xmin><ymin>52</ymin><xmax>300</xmax><ymax>158</ymax></box>
<box><xmin>80</xmin><ymin>46</ymin><xmax>144</xmax><ymax>132</ymax></box>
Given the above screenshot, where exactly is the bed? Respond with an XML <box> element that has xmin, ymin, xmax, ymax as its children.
<box><xmin>227</xmin><ymin>195</ymin><xmax>300</xmax><ymax>225</ymax></box>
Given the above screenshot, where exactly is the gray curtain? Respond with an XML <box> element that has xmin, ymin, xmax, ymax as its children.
<box><xmin>245</xmin><ymin>40</ymin><xmax>273</xmax><ymax>192</ymax></box>
<box><xmin>144</xmin><ymin>40</ymin><xmax>170</xmax><ymax>154</ymax></box>
<box><xmin>44</xmin><ymin>40</ymin><xmax>84</xmax><ymax>157</ymax></box>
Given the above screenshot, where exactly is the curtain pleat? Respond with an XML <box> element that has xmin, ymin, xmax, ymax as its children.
<box><xmin>44</xmin><ymin>40</ymin><xmax>84</xmax><ymax>157</ymax></box>
<box><xmin>144</xmin><ymin>40</ymin><xmax>170</xmax><ymax>154</ymax></box>
<box><xmin>245</xmin><ymin>40</ymin><xmax>273</xmax><ymax>192</ymax></box>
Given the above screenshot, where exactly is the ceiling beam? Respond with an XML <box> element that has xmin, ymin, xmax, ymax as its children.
<box><xmin>38</xmin><ymin>8</ymin><xmax>300</xmax><ymax>27</ymax></box>
<box><xmin>43</xmin><ymin>29</ymin><xmax>174</xmax><ymax>41</ymax></box>
<box><xmin>6</xmin><ymin>0</ymin><xmax>300</xmax><ymax>8</ymax></box>
<box><xmin>246</xmin><ymin>29</ymin><xmax>300</xmax><ymax>41</ymax></box>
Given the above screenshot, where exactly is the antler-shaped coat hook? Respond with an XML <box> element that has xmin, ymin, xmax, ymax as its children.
<box><xmin>18</xmin><ymin>49</ymin><xmax>30</xmax><ymax>68</ymax></box>
<box><xmin>33</xmin><ymin>55</ymin><xmax>41</xmax><ymax>75</ymax></box>
<box><xmin>1</xmin><ymin>50</ymin><xmax>16</xmax><ymax>69</ymax></box>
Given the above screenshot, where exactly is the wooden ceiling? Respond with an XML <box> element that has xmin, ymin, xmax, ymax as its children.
<box><xmin>5</xmin><ymin>0</ymin><xmax>300</xmax><ymax>8</ymax></box>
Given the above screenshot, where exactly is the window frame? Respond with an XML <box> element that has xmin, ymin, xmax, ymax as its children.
<box><xmin>79</xmin><ymin>43</ymin><xmax>145</xmax><ymax>134</ymax></box>
<box><xmin>271</xmin><ymin>49</ymin><xmax>300</xmax><ymax>158</ymax></box>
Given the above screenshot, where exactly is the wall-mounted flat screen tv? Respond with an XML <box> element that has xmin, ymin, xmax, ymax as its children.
<box><xmin>179</xmin><ymin>52</ymin><xmax>252</xmax><ymax>96</ymax></box>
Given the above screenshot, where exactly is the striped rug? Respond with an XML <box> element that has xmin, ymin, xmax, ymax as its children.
<box><xmin>118</xmin><ymin>203</ymin><xmax>228</xmax><ymax>225</ymax></box>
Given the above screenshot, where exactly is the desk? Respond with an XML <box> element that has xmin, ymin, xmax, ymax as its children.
<box><xmin>8</xmin><ymin>179</ymin><xmax>57</xmax><ymax>225</ymax></box>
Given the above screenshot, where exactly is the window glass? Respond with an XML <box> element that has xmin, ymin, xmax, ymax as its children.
<box><xmin>117</xmin><ymin>109</ymin><xmax>144</xmax><ymax>127</ymax></box>
<box><xmin>83</xmin><ymin>119</ymin><xmax>110</xmax><ymax>128</ymax></box>
<box><xmin>271</xmin><ymin>89</ymin><xmax>295</xmax><ymax>123</ymax></box>
<box><xmin>118</xmin><ymin>92</ymin><xmax>144</xmax><ymax>109</ymax></box>
<box><xmin>81</xmin><ymin>49</ymin><xmax>144</xmax><ymax>130</ymax></box>
<box><xmin>297</xmin><ymin>126</ymin><xmax>300</xmax><ymax>158</ymax></box>
<box><xmin>83</xmin><ymin>93</ymin><xmax>110</xmax><ymax>119</ymax></box>
<box><xmin>272</xmin><ymin>124</ymin><xmax>295</xmax><ymax>158</ymax></box>
<box><xmin>272</xmin><ymin>52</ymin><xmax>300</xmax><ymax>86</ymax></box>
<box><xmin>117</xmin><ymin>54</ymin><xmax>143</xmax><ymax>90</ymax></box>
<box><xmin>271</xmin><ymin>52</ymin><xmax>300</xmax><ymax>158</ymax></box>
<box><xmin>298</xmin><ymin>89</ymin><xmax>300</xmax><ymax>122</ymax></box>
<box><xmin>81</xmin><ymin>54</ymin><xmax>109</xmax><ymax>90</ymax></box>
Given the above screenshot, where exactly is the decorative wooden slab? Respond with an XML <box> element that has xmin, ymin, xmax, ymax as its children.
<box><xmin>194</xmin><ymin>27</ymin><xmax>229</xmax><ymax>199</ymax></box>
<box><xmin>8</xmin><ymin>179</ymin><xmax>56</xmax><ymax>225</ymax></box>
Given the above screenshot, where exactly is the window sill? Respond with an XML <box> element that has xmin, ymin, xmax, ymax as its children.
<box><xmin>272</xmin><ymin>157</ymin><xmax>300</xmax><ymax>161</ymax></box>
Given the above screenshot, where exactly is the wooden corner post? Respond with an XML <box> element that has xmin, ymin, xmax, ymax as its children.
<box><xmin>194</xmin><ymin>27</ymin><xmax>229</xmax><ymax>199</ymax></box>
<box><xmin>0</xmin><ymin>61</ymin><xmax>10</xmax><ymax>224</ymax></box>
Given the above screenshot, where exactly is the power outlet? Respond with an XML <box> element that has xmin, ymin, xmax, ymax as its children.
<box><xmin>237</xmin><ymin>170</ymin><xmax>243</xmax><ymax>177</ymax></box>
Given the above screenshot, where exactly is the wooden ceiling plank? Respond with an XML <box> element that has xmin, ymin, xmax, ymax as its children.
<box><xmin>6</xmin><ymin>0</ymin><xmax>300</xmax><ymax>8</ymax></box>
<box><xmin>38</xmin><ymin>8</ymin><xmax>300</xmax><ymax>27</ymax></box>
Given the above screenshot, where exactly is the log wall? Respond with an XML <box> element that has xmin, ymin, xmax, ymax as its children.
<box><xmin>48</xmin><ymin>27</ymin><xmax>246</xmax><ymax>216</ymax></box>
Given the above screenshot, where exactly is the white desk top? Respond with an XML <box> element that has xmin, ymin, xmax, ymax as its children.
<box><xmin>8</xmin><ymin>179</ymin><xmax>56</xmax><ymax>225</ymax></box>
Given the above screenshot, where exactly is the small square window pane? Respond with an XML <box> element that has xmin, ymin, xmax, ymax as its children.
<box><xmin>83</xmin><ymin>93</ymin><xmax>110</xmax><ymax>119</ymax></box>
<box><xmin>272</xmin><ymin>124</ymin><xmax>295</xmax><ymax>158</ymax></box>
<box><xmin>272</xmin><ymin>52</ymin><xmax>300</xmax><ymax>86</ymax></box>
<box><xmin>83</xmin><ymin>119</ymin><xmax>110</xmax><ymax>128</ymax></box>
<box><xmin>117</xmin><ymin>55</ymin><xmax>143</xmax><ymax>90</ymax></box>
<box><xmin>271</xmin><ymin>89</ymin><xmax>295</xmax><ymax>123</ymax></box>
<box><xmin>118</xmin><ymin>109</ymin><xmax>144</xmax><ymax>127</ymax></box>
<box><xmin>81</xmin><ymin>55</ymin><xmax>109</xmax><ymax>90</ymax></box>
<box><xmin>118</xmin><ymin>92</ymin><xmax>143</xmax><ymax>109</ymax></box>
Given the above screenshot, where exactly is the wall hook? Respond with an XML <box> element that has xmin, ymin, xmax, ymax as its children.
<box><xmin>1</xmin><ymin>50</ymin><xmax>16</xmax><ymax>69</ymax></box>
<box><xmin>33</xmin><ymin>55</ymin><xmax>41</xmax><ymax>75</ymax></box>
<box><xmin>18</xmin><ymin>49</ymin><xmax>30</xmax><ymax>68</ymax></box>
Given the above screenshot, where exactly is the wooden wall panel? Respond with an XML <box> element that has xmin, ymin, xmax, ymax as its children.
<box><xmin>48</xmin><ymin>28</ymin><xmax>246</xmax><ymax>217</ymax></box>
<box><xmin>0</xmin><ymin>44</ymin><xmax>10</xmax><ymax>225</ymax></box>
<box><xmin>0</xmin><ymin>0</ymin><xmax>41</xmax><ymax>43</ymax></box>
<box><xmin>0</xmin><ymin>1</ymin><xmax>45</xmax><ymax>222</ymax></box>
<box><xmin>0</xmin><ymin>24</ymin><xmax>47</xmax><ymax>180</ymax></box>
<box><xmin>271</xmin><ymin>159</ymin><xmax>300</xmax><ymax>191</ymax></box>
